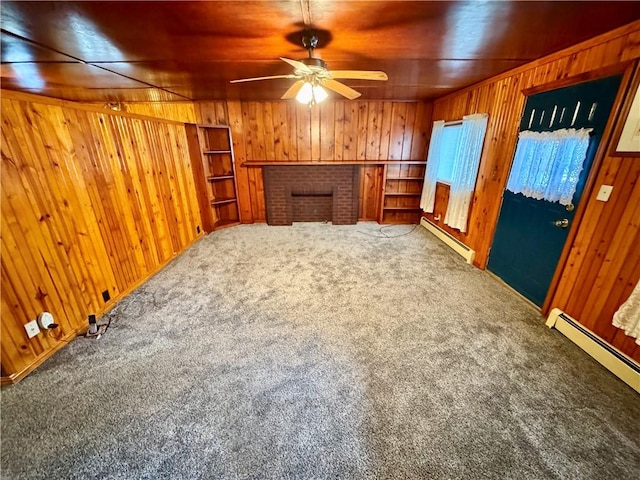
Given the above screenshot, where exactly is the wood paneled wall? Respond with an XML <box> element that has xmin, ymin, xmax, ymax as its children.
<box><xmin>427</xmin><ymin>21</ymin><xmax>640</xmax><ymax>268</ymax></box>
<box><xmin>195</xmin><ymin>100</ymin><xmax>432</xmax><ymax>222</ymax></box>
<box><xmin>551</xmin><ymin>151</ymin><xmax>640</xmax><ymax>361</ymax></box>
<box><xmin>426</xmin><ymin>21</ymin><xmax>640</xmax><ymax>359</ymax></box>
<box><xmin>1</xmin><ymin>91</ymin><xmax>203</xmax><ymax>381</ymax></box>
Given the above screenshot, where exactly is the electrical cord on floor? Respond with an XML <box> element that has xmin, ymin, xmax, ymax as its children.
<box><xmin>358</xmin><ymin>223</ymin><xmax>419</xmax><ymax>238</ymax></box>
<box><xmin>46</xmin><ymin>327</ymin><xmax>73</xmax><ymax>344</ymax></box>
<box><xmin>85</xmin><ymin>316</ymin><xmax>112</xmax><ymax>339</ymax></box>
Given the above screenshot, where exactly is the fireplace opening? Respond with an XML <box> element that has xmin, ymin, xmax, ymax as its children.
<box><xmin>291</xmin><ymin>192</ymin><xmax>334</xmax><ymax>223</ymax></box>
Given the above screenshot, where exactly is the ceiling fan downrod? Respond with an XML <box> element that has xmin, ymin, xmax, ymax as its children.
<box><xmin>302</xmin><ymin>34</ymin><xmax>318</xmax><ymax>58</ymax></box>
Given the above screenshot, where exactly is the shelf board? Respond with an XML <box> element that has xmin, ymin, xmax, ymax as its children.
<box><xmin>384</xmin><ymin>192</ymin><xmax>422</xmax><ymax>197</ymax></box>
<box><xmin>382</xmin><ymin>206</ymin><xmax>422</xmax><ymax>211</ymax></box>
<box><xmin>386</xmin><ymin>176</ymin><xmax>424</xmax><ymax>180</ymax></box>
<box><xmin>207</xmin><ymin>175</ymin><xmax>235</xmax><ymax>181</ymax></box>
<box><xmin>214</xmin><ymin>219</ymin><xmax>240</xmax><ymax>230</ymax></box>
<box><xmin>211</xmin><ymin>198</ymin><xmax>237</xmax><ymax>206</ymax></box>
<box><xmin>203</xmin><ymin>150</ymin><xmax>231</xmax><ymax>154</ymax></box>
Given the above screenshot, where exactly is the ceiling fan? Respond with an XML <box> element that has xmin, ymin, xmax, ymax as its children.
<box><xmin>230</xmin><ymin>34</ymin><xmax>388</xmax><ymax>105</ymax></box>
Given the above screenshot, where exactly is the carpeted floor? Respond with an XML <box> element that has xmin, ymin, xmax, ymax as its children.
<box><xmin>1</xmin><ymin>223</ymin><xmax>638</xmax><ymax>479</ymax></box>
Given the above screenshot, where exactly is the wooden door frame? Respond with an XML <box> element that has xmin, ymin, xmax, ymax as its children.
<box><xmin>517</xmin><ymin>61</ymin><xmax>639</xmax><ymax>315</ymax></box>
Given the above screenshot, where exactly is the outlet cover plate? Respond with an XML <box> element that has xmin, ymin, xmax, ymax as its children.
<box><xmin>596</xmin><ymin>185</ymin><xmax>613</xmax><ymax>202</ymax></box>
<box><xmin>25</xmin><ymin>319</ymin><xmax>40</xmax><ymax>338</ymax></box>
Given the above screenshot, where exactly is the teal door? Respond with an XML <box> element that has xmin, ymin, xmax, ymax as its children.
<box><xmin>487</xmin><ymin>75</ymin><xmax>621</xmax><ymax>307</ymax></box>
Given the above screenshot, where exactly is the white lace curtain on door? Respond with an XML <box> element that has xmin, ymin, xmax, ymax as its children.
<box><xmin>506</xmin><ymin>128</ymin><xmax>593</xmax><ymax>206</ymax></box>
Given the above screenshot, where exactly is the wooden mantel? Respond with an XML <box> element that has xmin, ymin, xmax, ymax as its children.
<box><xmin>242</xmin><ymin>160</ymin><xmax>428</xmax><ymax>167</ymax></box>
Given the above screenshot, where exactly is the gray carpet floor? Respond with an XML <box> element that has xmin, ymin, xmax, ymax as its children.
<box><xmin>1</xmin><ymin>223</ymin><xmax>638</xmax><ymax>479</ymax></box>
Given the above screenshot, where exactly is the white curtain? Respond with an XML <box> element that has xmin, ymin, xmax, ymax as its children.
<box><xmin>613</xmin><ymin>281</ymin><xmax>640</xmax><ymax>345</ymax></box>
<box><xmin>443</xmin><ymin>113</ymin><xmax>489</xmax><ymax>232</ymax></box>
<box><xmin>506</xmin><ymin>128</ymin><xmax>592</xmax><ymax>206</ymax></box>
<box><xmin>420</xmin><ymin>120</ymin><xmax>445</xmax><ymax>213</ymax></box>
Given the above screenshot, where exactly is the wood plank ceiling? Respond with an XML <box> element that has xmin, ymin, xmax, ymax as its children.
<box><xmin>2</xmin><ymin>1</ymin><xmax>640</xmax><ymax>103</ymax></box>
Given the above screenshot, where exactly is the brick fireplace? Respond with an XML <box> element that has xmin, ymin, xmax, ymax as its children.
<box><xmin>263</xmin><ymin>165</ymin><xmax>360</xmax><ymax>225</ymax></box>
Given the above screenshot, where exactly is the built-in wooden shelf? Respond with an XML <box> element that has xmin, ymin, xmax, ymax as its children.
<box><xmin>211</xmin><ymin>198</ymin><xmax>237</xmax><ymax>206</ymax></box>
<box><xmin>207</xmin><ymin>175</ymin><xmax>235</xmax><ymax>181</ymax></box>
<box><xmin>214</xmin><ymin>219</ymin><xmax>241</xmax><ymax>229</ymax></box>
<box><xmin>383</xmin><ymin>206</ymin><xmax>423</xmax><ymax>211</ymax></box>
<box><xmin>186</xmin><ymin>124</ymin><xmax>240</xmax><ymax>232</ymax></box>
<box><xmin>379</xmin><ymin>161</ymin><xmax>426</xmax><ymax>224</ymax></box>
<box><xmin>384</xmin><ymin>192</ymin><xmax>422</xmax><ymax>197</ymax></box>
<box><xmin>386</xmin><ymin>176</ymin><xmax>425</xmax><ymax>180</ymax></box>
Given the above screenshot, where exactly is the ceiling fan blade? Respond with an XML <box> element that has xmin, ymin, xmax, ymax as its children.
<box><xmin>281</xmin><ymin>80</ymin><xmax>305</xmax><ymax>100</ymax></box>
<box><xmin>230</xmin><ymin>74</ymin><xmax>297</xmax><ymax>84</ymax></box>
<box><xmin>321</xmin><ymin>79</ymin><xmax>361</xmax><ymax>100</ymax></box>
<box><xmin>328</xmin><ymin>70</ymin><xmax>388</xmax><ymax>81</ymax></box>
<box><xmin>280</xmin><ymin>57</ymin><xmax>313</xmax><ymax>74</ymax></box>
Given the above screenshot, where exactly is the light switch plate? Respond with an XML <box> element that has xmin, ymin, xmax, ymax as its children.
<box><xmin>25</xmin><ymin>319</ymin><xmax>40</xmax><ymax>338</ymax></box>
<box><xmin>596</xmin><ymin>185</ymin><xmax>613</xmax><ymax>202</ymax></box>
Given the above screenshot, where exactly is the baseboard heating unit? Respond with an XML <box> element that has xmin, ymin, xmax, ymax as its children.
<box><xmin>546</xmin><ymin>308</ymin><xmax>640</xmax><ymax>393</ymax></box>
<box><xmin>420</xmin><ymin>217</ymin><xmax>475</xmax><ymax>264</ymax></box>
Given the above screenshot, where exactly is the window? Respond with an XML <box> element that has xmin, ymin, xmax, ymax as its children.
<box><xmin>436</xmin><ymin>124</ymin><xmax>462</xmax><ymax>184</ymax></box>
<box><xmin>421</xmin><ymin>114</ymin><xmax>488</xmax><ymax>232</ymax></box>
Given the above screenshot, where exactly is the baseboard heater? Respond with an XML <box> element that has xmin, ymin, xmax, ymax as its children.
<box><xmin>546</xmin><ymin>308</ymin><xmax>640</xmax><ymax>393</ymax></box>
<box><xmin>420</xmin><ymin>217</ymin><xmax>475</xmax><ymax>264</ymax></box>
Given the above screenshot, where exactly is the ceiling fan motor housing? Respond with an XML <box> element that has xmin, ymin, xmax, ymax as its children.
<box><xmin>299</xmin><ymin>57</ymin><xmax>327</xmax><ymax>69</ymax></box>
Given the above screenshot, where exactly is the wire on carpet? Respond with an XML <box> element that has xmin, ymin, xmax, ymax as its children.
<box><xmin>358</xmin><ymin>223</ymin><xmax>419</xmax><ymax>238</ymax></box>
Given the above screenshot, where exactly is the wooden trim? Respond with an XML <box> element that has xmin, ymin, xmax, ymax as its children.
<box><xmin>609</xmin><ymin>60</ymin><xmax>640</xmax><ymax>157</ymax></box>
<box><xmin>243</xmin><ymin>160</ymin><xmax>428</xmax><ymax>167</ymax></box>
<box><xmin>541</xmin><ymin>62</ymin><xmax>638</xmax><ymax>315</ymax></box>
<box><xmin>0</xmin><ymin>89</ymin><xmax>186</xmax><ymax>125</ymax></box>
<box><xmin>521</xmin><ymin>62</ymin><xmax>632</xmax><ymax>97</ymax></box>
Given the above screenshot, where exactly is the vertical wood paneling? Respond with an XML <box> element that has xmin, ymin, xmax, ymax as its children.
<box><xmin>1</xmin><ymin>92</ymin><xmax>203</xmax><ymax>381</ymax></box>
<box><xmin>426</xmin><ymin>22</ymin><xmax>640</xmax><ymax>359</ymax></box>
<box><xmin>320</xmin><ymin>102</ymin><xmax>335</xmax><ymax>161</ymax></box>
<box><xmin>196</xmin><ymin>100</ymin><xmax>432</xmax><ymax>222</ymax></box>
<box><xmin>378</xmin><ymin>102</ymin><xmax>393</xmax><ymax>160</ymax></box>
<box><xmin>366</xmin><ymin>102</ymin><xmax>381</xmax><ymax>161</ymax></box>
<box><xmin>356</xmin><ymin>102</ymin><xmax>369</xmax><ymax>161</ymax></box>
<box><xmin>551</xmin><ymin>154</ymin><xmax>640</xmax><ymax>360</ymax></box>
<box><xmin>334</xmin><ymin>102</ymin><xmax>345</xmax><ymax>162</ymax></box>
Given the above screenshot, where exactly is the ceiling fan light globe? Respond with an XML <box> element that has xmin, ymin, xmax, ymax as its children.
<box><xmin>296</xmin><ymin>82</ymin><xmax>313</xmax><ymax>104</ymax></box>
<box><xmin>313</xmin><ymin>85</ymin><xmax>328</xmax><ymax>103</ymax></box>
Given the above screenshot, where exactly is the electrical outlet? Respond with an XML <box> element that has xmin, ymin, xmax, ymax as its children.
<box><xmin>596</xmin><ymin>185</ymin><xmax>613</xmax><ymax>202</ymax></box>
<box><xmin>24</xmin><ymin>319</ymin><xmax>40</xmax><ymax>338</ymax></box>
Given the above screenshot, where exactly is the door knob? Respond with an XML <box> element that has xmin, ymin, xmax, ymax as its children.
<box><xmin>553</xmin><ymin>218</ymin><xmax>569</xmax><ymax>228</ymax></box>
